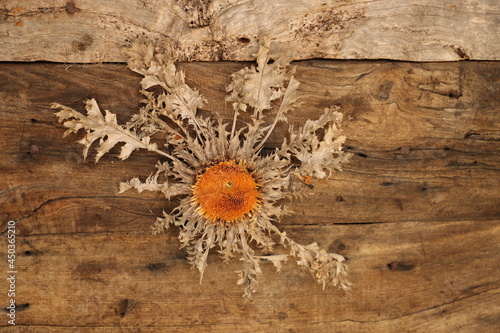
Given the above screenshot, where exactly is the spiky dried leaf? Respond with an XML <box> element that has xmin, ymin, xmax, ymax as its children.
<box><xmin>53</xmin><ymin>99</ymin><xmax>158</xmax><ymax>162</ymax></box>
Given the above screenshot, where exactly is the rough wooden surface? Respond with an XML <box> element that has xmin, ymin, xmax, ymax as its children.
<box><xmin>1</xmin><ymin>0</ymin><xmax>499</xmax><ymax>62</ymax></box>
<box><xmin>0</xmin><ymin>60</ymin><xmax>499</xmax><ymax>332</ymax></box>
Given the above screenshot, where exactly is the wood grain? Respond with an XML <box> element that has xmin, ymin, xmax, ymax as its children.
<box><xmin>0</xmin><ymin>60</ymin><xmax>499</xmax><ymax>332</ymax></box>
<box><xmin>0</xmin><ymin>0</ymin><xmax>499</xmax><ymax>62</ymax></box>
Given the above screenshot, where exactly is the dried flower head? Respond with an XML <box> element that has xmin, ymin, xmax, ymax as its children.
<box><xmin>193</xmin><ymin>161</ymin><xmax>260</xmax><ymax>222</ymax></box>
<box><xmin>53</xmin><ymin>39</ymin><xmax>352</xmax><ymax>299</ymax></box>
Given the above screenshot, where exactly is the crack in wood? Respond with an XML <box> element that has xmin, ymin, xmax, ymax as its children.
<box><xmin>304</xmin><ymin>287</ymin><xmax>499</xmax><ymax>325</ymax></box>
<box><xmin>464</xmin><ymin>130</ymin><xmax>500</xmax><ymax>141</ymax></box>
<box><xmin>0</xmin><ymin>303</ymin><xmax>30</xmax><ymax>313</ymax></box>
<box><xmin>15</xmin><ymin>195</ymin><xmax>160</xmax><ymax>224</ymax></box>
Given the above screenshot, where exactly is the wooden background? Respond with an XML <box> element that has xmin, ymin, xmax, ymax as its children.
<box><xmin>1</xmin><ymin>0</ymin><xmax>499</xmax><ymax>62</ymax></box>
<box><xmin>1</xmin><ymin>1</ymin><xmax>500</xmax><ymax>332</ymax></box>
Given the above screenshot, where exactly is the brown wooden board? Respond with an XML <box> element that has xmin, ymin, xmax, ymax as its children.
<box><xmin>0</xmin><ymin>60</ymin><xmax>499</xmax><ymax>332</ymax></box>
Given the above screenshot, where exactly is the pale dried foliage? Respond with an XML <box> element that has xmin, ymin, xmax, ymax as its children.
<box><xmin>53</xmin><ymin>39</ymin><xmax>352</xmax><ymax>299</ymax></box>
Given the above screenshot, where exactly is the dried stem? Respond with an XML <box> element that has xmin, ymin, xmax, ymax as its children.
<box><xmin>254</xmin><ymin>75</ymin><xmax>297</xmax><ymax>152</ymax></box>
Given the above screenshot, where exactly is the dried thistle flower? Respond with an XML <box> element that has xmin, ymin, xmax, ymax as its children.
<box><xmin>53</xmin><ymin>39</ymin><xmax>352</xmax><ymax>299</ymax></box>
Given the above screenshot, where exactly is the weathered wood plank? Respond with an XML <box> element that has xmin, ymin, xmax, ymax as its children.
<box><xmin>0</xmin><ymin>60</ymin><xmax>499</xmax><ymax>331</ymax></box>
<box><xmin>0</xmin><ymin>222</ymin><xmax>498</xmax><ymax>331</ymax></box>
<box><xmin>0</xmin><ymin>0</ymin><xmax>499</xmax><ymax>62</ymax></box>
<box><xmin>1</xmin><ymin>61</ymin><xmax>499</xmax><ymax>225</ymax></box>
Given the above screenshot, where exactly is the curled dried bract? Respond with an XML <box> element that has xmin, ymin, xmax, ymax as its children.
<box><xmin>53</xmin><ymin>40</ymin><xmax>352</xmax><ymax>299</ymax></box>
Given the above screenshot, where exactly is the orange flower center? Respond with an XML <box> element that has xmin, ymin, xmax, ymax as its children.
<box><xmin>193</xmin><ymin>161</ymin><xmax>260</xmax><ymax>222</ymax></box>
